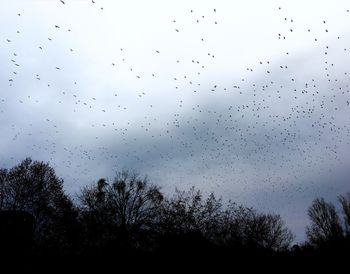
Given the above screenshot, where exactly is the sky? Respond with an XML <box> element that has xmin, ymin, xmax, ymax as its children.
<box><xmin>1</xmin><ymin>0</ymin><xmax>350</xmax><ymax>242</ymax></box>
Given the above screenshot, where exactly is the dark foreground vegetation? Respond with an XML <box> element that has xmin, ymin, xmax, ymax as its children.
<box><xmin>0</xmin><ymin>158</ymin><xmax>349</xmax><ymax>270</ymax></box>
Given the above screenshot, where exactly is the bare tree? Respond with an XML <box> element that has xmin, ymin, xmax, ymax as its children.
<box><xmin>338</xmin><ymin>193</ymin><xmax>350</xmax><ymax>235</ymax></box>
<box><xmin>108</xmin><ymin>171</ymin><xmax>163</xmax><ymax>231</ymax></box>
<box><xmin>158</xmin><ymin>187</ymin><xmax>205</xmax><ymax>234</ymax></box>
<box><xmin>247</xmin><ymin>213</ymin><xmax>294</xmax><ymax>251</ymax></box>
<box><xmin>0</xmin><ymin>168</ymin><xmax>8</xmax><ymax>209</ymax></box>
<box><xmin>306</xmin><ymin>198</ymin><xmax>344</xmax><ymax>246</ymax></box>
<box><xmin>222</xmin><ymin>205</ymin><xmax>294</xmax><ymax>251</ymax></box>
<box><xmin>78</xmin><ymin>170</ymin><xmax>163</xmax><ymax>234</ymax></box>
<box><xmin>158</xmin><ymin>187</ymin><xmax>293</xmax><ymax>251</ymax></box>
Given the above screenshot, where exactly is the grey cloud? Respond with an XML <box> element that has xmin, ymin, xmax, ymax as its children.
<box><xmin>1</xmin><ymin>0</ymin><xmax>350</xmax><ymax>242</ymax></box>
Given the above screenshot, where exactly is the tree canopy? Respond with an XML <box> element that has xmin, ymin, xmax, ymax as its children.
<box><xmin>0</xmin><ymin>158</ymin><xmax>349</xmax><ymax>266</ymax></box>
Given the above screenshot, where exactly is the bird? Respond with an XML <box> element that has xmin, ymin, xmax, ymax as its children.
<box><xmin>1</xmin><ymin>1</ymin><xmax>349</xmax><ymax>224</ymax></box>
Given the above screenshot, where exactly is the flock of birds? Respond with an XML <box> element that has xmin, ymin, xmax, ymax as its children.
<box><xmin>1</xmin><ymin>1</ymin><xmax>350</xmax><ymax>214</ymax></box>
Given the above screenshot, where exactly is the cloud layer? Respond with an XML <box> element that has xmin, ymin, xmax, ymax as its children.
<box><xmin>1</xmin><ymin>0</ymin><xmax>350</xmax><ymax>242</ymax></box>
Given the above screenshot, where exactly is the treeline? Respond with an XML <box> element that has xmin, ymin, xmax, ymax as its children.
<box><xmin>0</xmin><ymin>158</ymin><xmax>349</xmax><ymax>266</ymax></box>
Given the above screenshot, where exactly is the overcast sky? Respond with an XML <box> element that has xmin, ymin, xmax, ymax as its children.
<box><xmin>1</xmin><ymin>0</ymin><xmax>350</xmax><ymax>242</ymax></box>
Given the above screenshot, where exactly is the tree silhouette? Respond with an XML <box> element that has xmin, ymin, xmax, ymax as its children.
<box><xmin>158</xmin><ymin>187</ymin><xmax>206</xmax><ymax>234</ymax></box>
<box><xmin>157</xmin><ymin>187</ymin><xmax>293</xmax><ymax>252</ymax></box>
<box><xmin>0</xmin><ymin>158</ymin><xmax>78</xmax><ymax>254</ymax></box>
<box><xmin>306</xmin><ymin>198</ymin><xmax>344</xmax><ymax>246</ymax></box>
<box><xmin>78</xmin><ymin>170</ymin><xmax>163</xmax><ymax>252</ymax></box>
<box><xmin>77</xmin><ymin>178</ymin><xmax>118</xmax><ymax>253</ymax></box>
<box><xmin>155</xmin><ymin>187</ymin><xmax>218</xmax><ymax>254</ymax></box>
<box><xmin>218</xmin><ymin>203</ymin><xmax>293</xmax><ymax>251</ymax></box>
<box><xmin>338</xmin><ymin>193</ymin><xmax>350</xmax><ymax>236</ymax></box>
<box><xmin>244</xmin><ymin>211</ymin><xmax>294</xmax><ymax>251</ymax></box>
<box><xmin>2</xmin><ymin>157</ymin><xmax>350</xmax><ymax>266</ymax></box>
